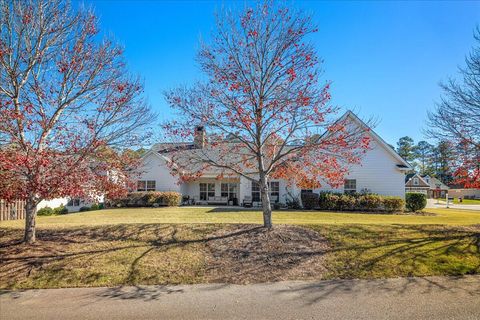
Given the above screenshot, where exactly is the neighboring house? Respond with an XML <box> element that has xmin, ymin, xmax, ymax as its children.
<box><xmin>37</xmin><ymin>197</ymin><xmax>100</xmax><ymax>212</ymax></box>
<box><xmin>405</xmin><ymin>173</ymin><xmax>449</xmax><ymax>198</ymax></box>
<box><xmin>448</xmin><ymin>188</ymin><xmax>480</xmax><ymax>199</ymax></box>
<box><xmin>136</xmin><ymin>112</ymin><xmax>412</xmax><ymax>206</ymax></box>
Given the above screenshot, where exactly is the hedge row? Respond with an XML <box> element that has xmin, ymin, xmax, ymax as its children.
<box><xmin>301</xmin><ymin>192</ymin><xmax>405</xmax><ymax>213</ymax></box>
<box><xmin>110</xmin><ymin>191</ymin><xmax>182</xmax><ymax>207</ymax></box>
<box><xmin>79</xmin><ymin>203</ymin><xmax>104</xmax><ymax>212</ymax></box>
<box><xmin>37</xmin><ymin>205</ymin><xmax>68</xmax><ymax>216</ymax></box>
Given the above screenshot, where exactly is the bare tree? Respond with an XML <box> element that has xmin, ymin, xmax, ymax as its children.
<box><xmin>164</xmin><ymin>2</ymin><xmax>370</xmax><ymax>228</ymax></box>
<box><xmin>0</xmin><ymin>0</ymin><xmax>155</xmax><ymax>243</ymax></box>
<box><xmin>427</xmin><ymin>27</ymin><xmax>480</xmax><ymax>187</ymax></box>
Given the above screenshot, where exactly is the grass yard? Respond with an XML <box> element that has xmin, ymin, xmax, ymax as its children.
<box><xmin>315</xmin><ymin>224</ymin><xmax>480</xmax><ymax>279</ymax></box>
<box><xmin>1</xmin><ymin>206</ymin><xmax>480</xmax><ymax>229</ymax></box>
<box><xmin>1</xmin><ymin>207</ymin><xmax>479</xmax><ymax>289</ymax></box>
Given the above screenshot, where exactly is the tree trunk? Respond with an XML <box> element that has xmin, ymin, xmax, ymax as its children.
<box><xmin>24</xmin><ymin>197</ymin><xmax>37</xmax><ymax>244</ymax></box>
<box><xmin>259</xmin><ymin>174</ymin><xmax>272</xmax><ymax>229</ymax></box>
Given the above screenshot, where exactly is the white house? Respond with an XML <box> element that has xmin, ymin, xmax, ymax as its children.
<box><xmin>136</xmin><ymin>112</ymin><xmax>412</xmax><ymax>206</ymax></box>
<box><xmin>37</xmin><ymin>197</ymin><xmax>99</xmax><ymax>212</ymax></box>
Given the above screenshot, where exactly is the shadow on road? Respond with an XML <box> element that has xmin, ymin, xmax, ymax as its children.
<box><xmin>273</xmin><ymin>275</ymin><xmax>480</xmax><ymax>305</ymax></box>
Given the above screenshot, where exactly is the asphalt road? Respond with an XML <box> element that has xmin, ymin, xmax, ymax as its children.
<box><xmin>1</xmin><ymin>276</ymin><xmax>479</xmax><ymax>320</ymax></box>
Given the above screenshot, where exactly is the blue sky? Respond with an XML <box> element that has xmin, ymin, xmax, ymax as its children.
<box><xmin>78</xmin><ymin>1</ymin><xmax>480</xmax><ymax>146</ymax></box>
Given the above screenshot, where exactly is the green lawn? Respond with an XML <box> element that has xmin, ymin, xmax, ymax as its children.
<box><xmin>1</xmin><ymin>207</ymin><xmax>479</xmax><ymax>289</ymax></box>
<box><xmin>314</xmin><ymin>224</ymin><xmax>480</xmax><ymax>279</ymax></box>
<box><xmin>1</xmin><ymin>206</ymin><xmax>479</xmax><ymax>229</ymax></box>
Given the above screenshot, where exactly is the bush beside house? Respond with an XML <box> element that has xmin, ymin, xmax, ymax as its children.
<box><xmin>405</xmin><ymin>193</ymin><xmax>427</xmax><ymax>212</ymax></box>
<box><xmin>37</xmin><ymin>205</ymin><xmax>68</xmax><ymax>216</ymax></box>
<box><xmin>309</xmin><ymin>192</ymin><xmax>405</xmax><ymax>213</ymax></box>
<box><xmin>301</xmin><ymin>193</ymin><xmax>319</xmax><ymax>210</ymax></box>
<box><xmin>110</xmin><ymin>191</ymin><xmax>182</xmax><ymax>208</ymax></box>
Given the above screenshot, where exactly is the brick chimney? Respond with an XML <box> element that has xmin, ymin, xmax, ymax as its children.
<box><xmin>194</xmin><ymin>126</ymin><xmax>206</xmax><ymax>148</ymax></box>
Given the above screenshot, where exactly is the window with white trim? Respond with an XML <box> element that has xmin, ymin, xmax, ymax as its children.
<box><xmin>344</xmin><ymin>179</ymin><xmax>357</xmax><ymax>194</ymax></box>
<box><xmin>413</xmin><ymin>178</ymin><xmax>419</xmax><ymax>185</ymax></box>
<box><xmin>221</xmin><ymin>183</ymin><xmax>238</xmax><ymax>200</ymax></box>
<box><xmin>67</xmin><ymin>198</ymin><xmax>81</xmax><ymax>206</ymax></box>
<box><xmin>200</xmin><ymin>183</ymin><xmax>215</xmax><ymax>200</ymax></box>
<box><xmin>137</xmin><ymin>180</ymin><xmax>156</xmax><ymax>191</ymax></box>
<box><xmin>251</xmin><ymin>181</ymin><xmax>280</xmax><ymax>203</ymax></box>
<box><xmin>270</xmin><ymin>181</ymin><xmax>280</xmax><ymax>203</ymax></box>
<box><xmin>252</xmin><ymin>181</ymin><xmax>261</xmax><ymax>202</ymax></box>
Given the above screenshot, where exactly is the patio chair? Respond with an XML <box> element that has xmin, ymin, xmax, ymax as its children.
<box><xmin>193</xmin><ymin>196</ymin><xmax>200</xmax><ymax>205</ymax></box>
<box><xmin>243</xmin><ymin>196</ymin><xmax>253</xmax><ymax>207</ymax></box>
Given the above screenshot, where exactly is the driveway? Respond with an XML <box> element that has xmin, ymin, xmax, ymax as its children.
<box><xmin>426</xmin><ymin>198</ymin><xmax>480</xmax><ymax>211</ymax></box>
<box><xmin>1</xmin><ymin>276</ymin><xmax>479</xmax><ymax>320</ymax></box>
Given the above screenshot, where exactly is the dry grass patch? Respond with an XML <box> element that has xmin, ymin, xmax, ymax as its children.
<box><xmin>204</xmin><ymin>225</ymin><xmax>328</xmax><ymax>284</ymax></box>
<box><xmin>0</xmin><ymin>224</ymin><xmax>330</xmax><ymax>289</ymax></box>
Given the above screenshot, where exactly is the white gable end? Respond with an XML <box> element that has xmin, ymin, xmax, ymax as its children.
<box><xmin>136</xmin><ymin>152</ymin><xmax>181</xmax><ymax>192</ymax></box>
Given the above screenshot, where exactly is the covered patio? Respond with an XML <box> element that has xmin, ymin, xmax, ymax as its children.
<box><xmin>180</xmin><ymin>176</ymin><xmax>282</xmax><ymax>207</ymax></box>
<box><xmin>182</xmin><ymin>177</ymin><xmax>242</xmax><ymax>206</ymax></box>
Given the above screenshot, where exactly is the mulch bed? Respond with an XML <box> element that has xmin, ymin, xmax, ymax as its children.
<box><xmin>204</xmin><ymin>225</ymin><xmax>329</xmax><ymax>284</ymax></box>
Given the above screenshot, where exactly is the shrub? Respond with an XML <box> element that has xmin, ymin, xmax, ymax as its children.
<box><xmin>37</xmin><ymin>207</ymin><xmax>54</xmax><ymax>216</ymax></box>
<box><xmin>157</xmin><ymin>192</ymin><xmax>182</xmax><ymax>206</ymax></box>
<box><xmin>285</xmin><ymin>196</ymin><xmax>302</xmax><ymax>209</ymax></box>
<box><xmin>318</xmin><ymin>192</ymin><xmax>341</xmax><ymax>210</ymax></box>
<box><xmin>90</xmin><ymin>203</ymin><xmax>104</xmax><ymax>211</ymax></box>
<box><xmin>316</xmin><ymin>192</ymin><xmax>405</xmax><ymax>213</ymax></box>
<box><xmin>358</xmin><ymin>194</ymin><xmax>383</xmax><ymax>211</ymax></box>
<box><xmin>405</xmin><ymin>193</ymin><xmax>427</xmax><ymax>212</ymax></box>
<box><xmin>301</xmin><ymin>193</ymin><xmax>319</xmax><ymax>209</ymax></box>
<box><xmin>383</xmin><ymin>197</ymin><xmax>405</xmax><ymax>212</ymax></box>
<box><xmin>109</xmin><ymin>191</ymin><xmax>182</xmax><ymax>208</ymax></box>
<box><xmin>53</xmin><ymin>205</ymin><xmax>68</xmax><ymax>215</ymax></box>
<box><xmin>79</xmin><ymin>206</ymin><xmax>91</xmax><ymax>212</ymax></box>
<box><xmin>126</xmin><ymin>192</ymin><xmax>148</xmax><ymax>207</ymax></box>
<box><xmin>337</xmin><ymin>194</ymin><xmax>357</xmax><ymax>211</ymax></box>
<box><xmin>145</xmin><ymin>192</ymin><xmax>162</xmax><ymax>206</ymax></box>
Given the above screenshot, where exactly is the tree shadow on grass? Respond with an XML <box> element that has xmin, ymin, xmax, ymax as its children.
<box><xmin>206</xmin><ymin>207</ymin><xmax>259</xmax><ymax>213</ymax></box>
<box><xmin>0</xmin><ymin>224</ymin><xmax>265</xmax><ymax>296</ymax></box>
<box><xmin>1</xmin><ymin>224</ymin><xmax>479</xmax><ymax>301</ymax></box>
<box><xmin>276</xmin><ymin>224</ymin><xmax>480</xmax><ymax>304</ymax></box>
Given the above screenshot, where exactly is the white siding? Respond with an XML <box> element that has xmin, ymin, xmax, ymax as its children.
<box><xmin>137</xmin><ymin>153</ymin><xmax>181</xmax><ymax>192</ymax></box>
<box><xmin>139</xmin><ymin>130</ymin><xmax>407</xmax><ymax>202</ymax></box>
<box><xmin>37</xmin><ymin>198</ymin><xmax>68</xmax><ymax>210</ymax></box>
<box><xmin>312</xmin><ymin>139</ymin><xmax>405</xmax><ymax>197</ymax></box>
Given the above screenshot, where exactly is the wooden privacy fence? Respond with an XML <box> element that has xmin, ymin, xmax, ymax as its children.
<box><xmin>0</xmin><ymin>199</ymin><xmax>26</xmax><ymax>221</ymax></box>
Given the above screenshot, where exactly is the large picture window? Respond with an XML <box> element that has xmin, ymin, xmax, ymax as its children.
<box><xmin>251</xmin><ymin>181</ymin><xmax>280</xmax><ymax>203</ymax></box>
<box><xmin>200</xmin><ymin>183</ymin><xmax>215</xmax><ymax>200</ymax></box>
<box><xmin>252</xmin><ymin>181</ymin><xmax>261</xmax><ymax>202</ymax></box>
<box><xmin>344</xmin><ymin>179</ymin><xmax>357</xmax><ymax>194</ymax></box>
<box><xmin>221</xmin><ymin>183</ymin><xmax>238</xmax><ymax>200</ymax></box>
<box><xmin>67</xmin><ymin>198</ymin><xmax>81</xmax><ymax>206</ymax></box>
<box><xmin>269</xmin><ymin>181</ymin><xmax>280</xmax><ymax>203</ymax></box>
<box><xmin>137</xmin><ymin>180</ymin><xmax>156</xmax><ymax>191</ymax></box>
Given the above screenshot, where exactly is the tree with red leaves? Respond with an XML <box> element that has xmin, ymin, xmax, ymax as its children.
<box><xmin>164</xmin><ymin>2</ymin><xmax>370</xmax><ymax>228</ymax></box>
<box><xmin>0</xmin><ymin>0</ymin><xmax>154</xmax><ymax>243</ymax></box>
<box><xmin>427</xmin><ymin>27</ymin><xmax>480</xmax><ymax>188</ymax></box>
